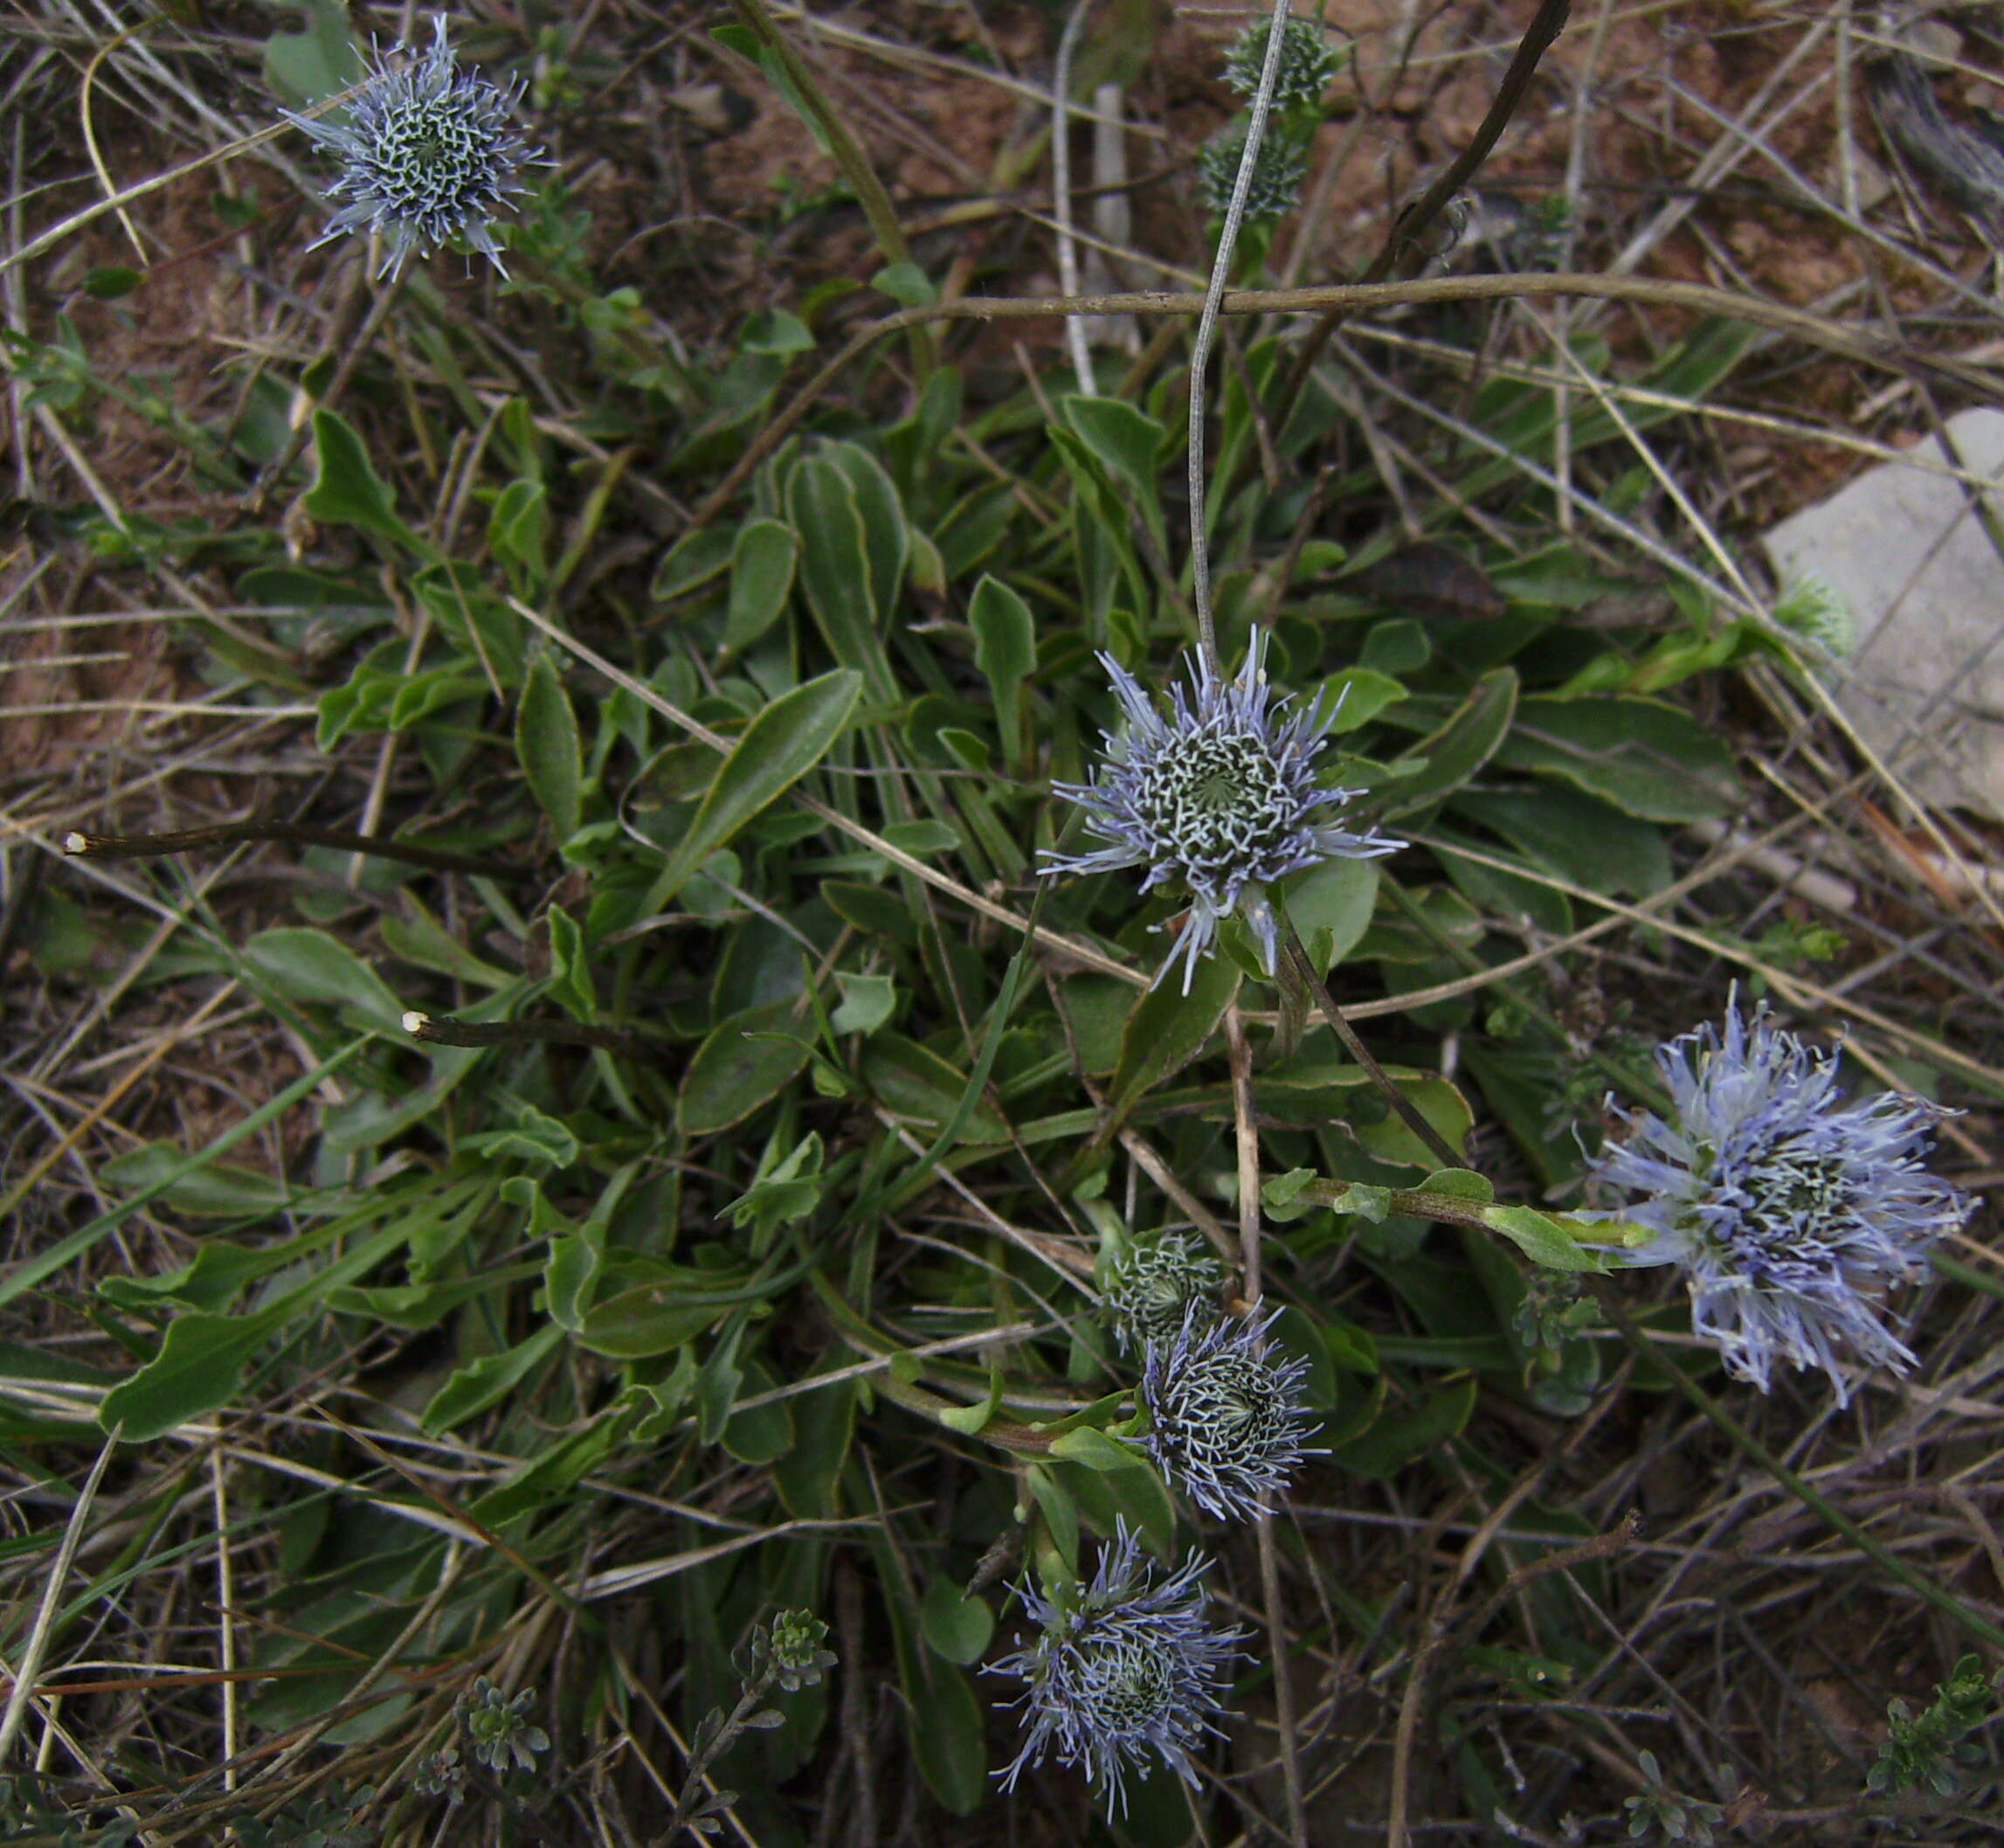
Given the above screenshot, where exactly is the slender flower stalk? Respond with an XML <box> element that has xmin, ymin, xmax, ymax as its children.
<box><xmin>1042</xmin><ymin>631</ymin><xmax>1400</xmax><ymax>993</ymax></box>
<box><xmin>992</xmin><ymin>1520</ymin><xmax>1247</xmax><ymax>1815</ymax></box>
<box><xmin>283</xmin><ymin>16</ymin><xmax>544</xmax><ymax>280</ymax></box>
<box><xmin>1590</xmin><ymin>997</ymin><xmax>1969</xmax><ymax>1404</ymax></box>
<box><xmin>1138</xmin><ymin>1305</ymin><xmax>1318</xmax><ymax>1521</ymax></box>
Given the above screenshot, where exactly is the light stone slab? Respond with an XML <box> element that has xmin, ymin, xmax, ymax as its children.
<box><xmin>1762</xmin><ymin>405</ymin><xmax>2004</xmax><ymax>818</ymax></box>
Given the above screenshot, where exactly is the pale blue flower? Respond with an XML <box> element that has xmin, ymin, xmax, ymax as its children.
<box><xmin>992</xmin><ymin>1520</ymin><xmax>1247</xmax><ymax>1815</ymax></box>
<box><xmin>1139</xmin><ymin>1305</ymin><xmax>1318</xmax><ymax>1520</ymax></box>
<box><xmin>1102</xmin><ymin>1231</ymin><xmax>1227</xmax><ymax>1356</ymax></box>
<box><xmin>283</xmin><ymin>16</ymin><xmax>543</xmax><ymax>280</ymax></box>
<box><xmin>1042</xmin><ymin>631</ymin><xmax>1400</xmax><ymax>993</ymax></box>
<box><xmin>1591</xmin><ymin>998</ymin><xmax>1968</xmax><ymax>1403</ymax></box>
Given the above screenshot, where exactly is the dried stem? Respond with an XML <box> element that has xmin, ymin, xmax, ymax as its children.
<box><xmin>1225</xmin><ymin>1004</ymin><xmax>1309</xmax><ymax>1848</ymax></box>
<box><xmin>64</xmin><ymin>821</ymin><xmax>522</xmax><ymax>880</ymax></box>
<box><xmin>403</xmin><ymin>1012</ymin><xmax>658</xmax><ymax>1061</ymax></box>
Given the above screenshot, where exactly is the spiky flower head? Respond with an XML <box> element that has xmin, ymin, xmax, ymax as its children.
<box><xmin>1139</xmin><ymin>1305</ymin><xmax>1318</xmax><ymax>1521</ymax></box>
<box><xmin>1041</xmin><ymin>631</ymin><xmax>1401</xmax><ymax>993</ymax></box>
<box><xmin>1589</xmin><ymin>997</ymin><xmax>1968</xmax><ymax>1405</ymax></box>
<box><xmin>992</xmin><ymin>1520</ymin><xmax>1247</xmax><ymax>1815</ymax></box>
<box><xmin>1223</xmin><ymin>15</ymin><xmax>1344</xmax><ymax>108</ymax></box>
<box><xmin>1196</xmin><ymin>119</ymin><xmax>1313</xmax><ymax>220</ymax></box>
<box><xmin>282</xmin><ymin>16</ymin><xmax>543</xmax><ymax>280</ymax></box>
<box><xmin>1102</xmin><ymin>1232</ymin><xmax>1227</xmax><ymax>1355</ymax></box>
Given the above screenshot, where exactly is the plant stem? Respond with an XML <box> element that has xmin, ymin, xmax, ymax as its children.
<box><xmin>1278</xmin><ymin>916</ymin><xmax>1463</xmax><ymax>1169</ymax></box>
<box><xmin>1188</xmin><ymin>0</ymin><xmax>1292</xmax><ymax>671</ymax></box>
<box><xmin>402</xmin><ymin>1012</ymin><xmax>656</xmax><ymax>1060</ymax></box>
<box><xmin>65</xmin><ymin>822</ymin><xmax>521</xmax><ymax>880</ymax></box>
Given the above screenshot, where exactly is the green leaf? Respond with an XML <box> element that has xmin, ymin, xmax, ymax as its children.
<box><xmin>515</xmin><ymin>650</ymin><xmax>584</xmax><ymax>840</ymax></box>
<box><xmin>1318</xmin><ymin>667</ymin><xmax>1406</xmax><ymax>732</ymax></box>
<box><xmin>724</xmin><ymin>517</ymin><xmax>799</xmax><ymax>651</ymax></box>
<box><xmin>1379</xmin><ymin>668</ymin><xmax>1517</xmax><ymax>819</ymax></box>
<box><xmin>1109</xmin><ymin>953</ymin><xmax>1240</xmax><ymax>1120</ymax></box>
<box><xmin>82</xmin><ymin>266</ymin><xmax>143</xmax><ymax>301</ymax></box>
<box><xmin>100</xmin><ymin>1145</ymin><xmax>289</xmax><ymax>1218</ymax></box>
<box><xmin>906</xmin><ymin>1659</ymin><xmax>986</xmax><ymax>1814</ymax></box>
<box><xmin>1060</xmin><ymin>395</ymin><xmax>1168</xmax><ymax>557</ymax></box>
<box><xmin>1283</xmin><ymin>855</ymin><xmax>1379</xmax><ymax>973</ymax></box>
<box><xmin>968</xmin><ymin>573</ymin><xmax>1035</xmax><ymax>753</ymax></box>
<box><xmin>1047</xmin><ymin>1427</ymin><xmax>1177</xmax><ymax>1559</ymax></box>
<box><xmin>771</xmin><ymin>1370</ymin><xmax>855</xmax><ymax>1518</ymax></box>
<box><xmin>786</xmin><ymin>457</ymin><xmax>897</xmax><ymax>704</ymax></box>
<box><xmin>921</xmin><ymin>1580</ymin><xmax>994</xmax><ymax>1665</ymax></box>
<box><xmin>831</xmin><ymin>971</ymin><xmax>896</xmax><ymax>1037</ymax></box>
<box><xmin>1452</xmin><ymin>787</ymin><xmax>1669</xmax><ymax>897</ymax></box>
<box><xmin>422</xmin><ymin>1325</ymin><xmax>564</xmax><ymax>1432</ymax></box>
<box><xmin>303</xmin><ymin>409</ymin><xmax>418</xmax><ymax>551</ymax></box>
<box><xmin>462</xmin><ymin>1100</ymin><xmax>579</xmax><ymax>1168</ymax></box>
<box><xmin>872</xmin><ymin>260</ymin><xmax>937</xmax><ymax>307</ymax></box>
<box><xmin>573</xmin><ymin>1279</ymin><xmax>742</xmax><ymax>1358</ymax></box>
<box><xmin>680</xmin><ymin>999</ymin><xmax>814</xmax><ymax>1136</ymax></box>
<box><xmin>488</xmin><ymin>477</ymin><xmax>549</xmax><ymax>591</ymax></box>
<box><xmin>1479</xmin><ymin>1205</ymin><xmax>1614</xmax><ymax>1273</ymax></box>
<box><xmin>651</xmin><ymin>668</ymin><xmax>862</xmax><ymax>910</ymax></box>
<box><xmin>1328</xmin><ymin>1374</ymin><xmax>1478</xmax><ymax>1478</ymax></box>
<box><xmin>722</xmin><ymin>1359</ymin><xmax>796</xmax><ymax>1464</ymax></box>
<box><xmin>1419</xmin><ymin>1167</ymin><xmax>1495</xmax><ymax>1203</ymax></box>
<box><xmin>263</xmin><ymin>0</ymin><xmax>361</xmax><ymax>104</ymax></box>
<box><xmin>1495</xmin><ymin>695</ymin><xmax>1740</xmax><ymax>822</ymax></box>
<box><xmin>100</xmin><ymin>1306</ymin><xmax>283</xmax><ymax>1442</ymax></box>
<box><xmin>244</xmin><ymin>927</ymin><xmax>404</xmax><ymax>1035</ymax></box>
<box><xmin>859</xmin><ymin>1034</ymin><xmax>1011</xmax><ymax>1143</ymax></box>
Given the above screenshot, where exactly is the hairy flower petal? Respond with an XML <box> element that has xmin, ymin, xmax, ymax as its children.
<box><xmin>283</xmin><ymin>16</ymin><xmax>544</xmax><ymax>280</ymax></box>
<box><xmin>991</xmin><ymin>1520</ymin><xmax>1247</xmax><ymax>1815</ymax></box>
<box><xmin>1591</xmin><ymin>997</ymin><xmax>1969</xmax><ymax>1403</ymax></box>
<box><xmin>1041</xmin><ymin>633</ymin><xmax>1400</xmax><ymax>993</ymax></box>
<box><xmin>1139</xmin><ymin>1305</ymin><xmax>1319</xmax><ymax>1520</ymax></box>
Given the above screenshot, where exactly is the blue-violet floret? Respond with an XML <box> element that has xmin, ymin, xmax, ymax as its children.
<box><xmin>992</xmin><ymin>1519</ymin><xmax>1247</xmax><ymax>1815</ymax></box>
<box><xmin>283</xmin><ymin>16</ymin><xmax>544</xmax><ymax>280</ymax></box>
<box><xmin>1041</xmin><ymin>631</ymin><xmax>1400</xmax><ymax>993</ymax></box>
<box><xmin>1589</xmin><ymin>997</ymin><xmax>1968</xmax><ymax>1403</ymax></box>
<box><xmin>1139</xmin><ymin>1305</ymin><xmax>1319</xmax><ymax>1521</ymax></box>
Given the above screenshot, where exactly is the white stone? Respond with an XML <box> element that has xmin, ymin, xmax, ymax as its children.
<box><xmin>1761</xmin><ymin>405</ymin><xmax>2004</xmax><ymax>819</ymax></box>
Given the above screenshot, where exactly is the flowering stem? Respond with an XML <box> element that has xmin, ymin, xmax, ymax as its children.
<box><xmin>1277</xmin><ymin>916</ymin><xmax>1463</xmax><ymax>1170</ymax></box>
<box><xmin>1596</xmin><ymin>1286</ymin><xmax>2004</xmax><ymax>1655</ymax></box>
<box><xmin>64</xmin><ymin>820</ymin><xmax>520</xmax><ymax>880</ymax></box>
<box><xmin>1187</xmin><ymin>0</ymin><xmax>1293</xmax><ymax>672</ymax></box>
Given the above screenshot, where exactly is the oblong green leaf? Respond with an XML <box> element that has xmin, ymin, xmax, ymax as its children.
<box><xmin>679</xmin><ymin>999</ymin><xmax>813</xmax><ymax>1137</ymax></box>
<box><xmin>515</xmin><ymin>650</ymin><xmax>584</xmax><ymax>840</ymax></box>
<box><xmin>652</xmin><ymin>668</ymin><xmax>862</xmax><ymax>909</ymax></box>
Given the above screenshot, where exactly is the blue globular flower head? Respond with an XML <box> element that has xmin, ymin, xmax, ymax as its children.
<box><xmin>992</xmin><ymin>1519</ymin><xmax>1247</xmax><ymax>1815</ymax></box>
<box><xmin>283</xmin><ymin>16</ymin><xmax>544</xmax><ymax>280</ymax></box>
<box><xmin>1041</xmin><ymin>631</ymin><xmax>1401</xmax><ymax>994</ymax></box>
<box><xmin>1102</xmin><ymin>1231</ymin><xmax>1227</xmax><ymax>1355</ymax></box>
<box><xmin>1589</xmin><ymin>997</ymin><xmax>1969</xmax><ymax>1404</ymax></box>
<box><xmin>1139</xmin><ymin>1305</ymin><xmax>1319</xmax><ymax>1520</ymax></box>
